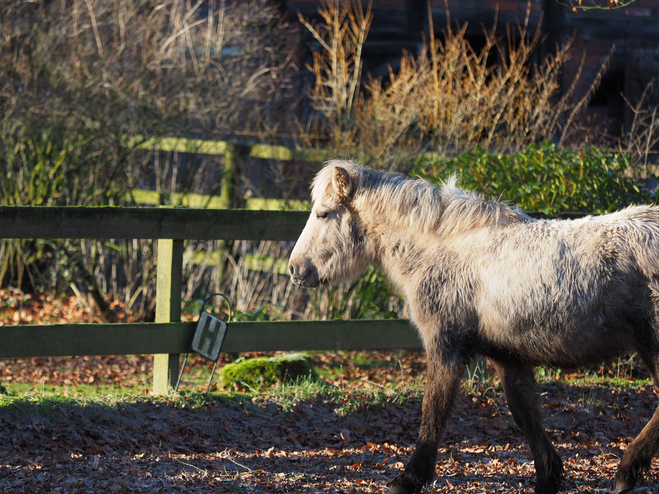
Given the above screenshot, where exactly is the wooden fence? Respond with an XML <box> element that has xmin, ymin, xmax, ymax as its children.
<box><xmin>0</xmin><ymin>206</ymin><xmax>422</xmax><ymax>394</ymax></box>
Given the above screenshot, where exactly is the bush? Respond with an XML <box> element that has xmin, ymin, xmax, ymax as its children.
<box><xmin>0</xmin><ymin>0</ymin><xmax>296</xmax><ymax>310</ymax></box>
<box><xmin>300</xmin><ymin>1</ymin><xmax>605</xmax><ymax>169</ymax></box>
<box><xmin>414</xmin><ymin>142</ymin><xmax>655</xmax><ymax>214</ymax></box>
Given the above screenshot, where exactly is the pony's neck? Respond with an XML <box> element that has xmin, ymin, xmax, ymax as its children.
<box><xmin>354</xmin><ymin>196</ymin><xmax>438</xmax><ymax>297</ymax></box>
<box><xmin>353</xmin><ymin>180</ymin><xmax>529</xmax><ymax>295</ymax></box>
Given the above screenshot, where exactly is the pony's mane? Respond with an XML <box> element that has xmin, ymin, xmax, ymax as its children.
<box><xmin>313</xmin><ymin>160</ymin><xmax>529</xmax><ymax>235</ymax></box>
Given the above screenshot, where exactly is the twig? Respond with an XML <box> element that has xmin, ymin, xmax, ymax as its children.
<box><xmin>83</xmin><ymin>0</ymin><xmax>104</xmax><ymax>58</ymax></box>
<box><xmin>173</xmin><ymin>458</ymin><xmax>209</xmax><ymax>474</ymax></box>
<box><xmin>224</xmin><ymin>456</ymin><xmax>255</xmax><ymax>473</ymax></box>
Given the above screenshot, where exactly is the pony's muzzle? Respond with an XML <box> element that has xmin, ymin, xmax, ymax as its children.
<box><xmin>288</xmin><ymin>255</ymin><xmax>320</xmax><ymax>287</ymax></box>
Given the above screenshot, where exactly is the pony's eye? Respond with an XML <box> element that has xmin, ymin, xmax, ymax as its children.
<box><xmin>316</xmin><ymin>211</ymin><xmax>329</xmax><ymax>219</ymax></box>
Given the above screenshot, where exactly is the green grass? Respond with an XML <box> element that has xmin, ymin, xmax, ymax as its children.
<box><xmin>1</xmin><ymin>381</ymin><xmax>152</xmax><ymax>399</ymax></box>
<box><xmin>0</xmin><ymin>373</ymin><xmax>425</xmax><ymax>421</ymax></box>
<box><xmin>0</xmin><ymin>381</ymin><xmax>169</xmax><ymax>415</ymax></box>
<box><xmin>263</xmin><ymin>376</ymin><xmax>424</xmax><ymax>416</ymax></box>
<box><xmin>1</xmin><ymin>353</ymin><xmax>654</xmax><ymax>421</ymax></box>
<box><xmin>559</xmin><ymin>375</ymin><xmax>654</xmax><ymax>389</ymax></box>
<box><xmin>0</xmin><ymin>389</ymin><xmax>140</xmax><ymax>418</ymax></box>
<box><xmin>0</xmin><ymin>372</ymin><xmax>654</xmax><ymax>431</ymax></box>
<box><xmin>0</xmin><ymin>385</ymin><xmax>253</xmax><ymax>417</ymax></box>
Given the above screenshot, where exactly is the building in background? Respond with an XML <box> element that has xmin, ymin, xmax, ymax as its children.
<box><xmin>282</xmin><ymin>0</ymin><xmax>659</xmax><ymax>138</ymax></box>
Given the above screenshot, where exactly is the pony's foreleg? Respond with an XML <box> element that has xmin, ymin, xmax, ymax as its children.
<box><xmin>493</xmin><ymin>362</ymin><xmax>564</xmax><ymax>494</ymax></box>
<box><xmin>388</xmin><ymin>354</ymin><xmax>463</xmax><ymax>494</ymax></box>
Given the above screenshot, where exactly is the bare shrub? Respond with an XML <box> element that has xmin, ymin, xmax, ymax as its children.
<box><xmin>0</xmin><ymin>0</ymin><xmax>296</xmax><ymax>316</ymax></box>
<box><xmin>616</xmin><ymin>78</ymin><xmax>659</xmax><ymax>174</ymax></box>
<box><xmin>298</xmin><ymin>0</ymin><xmax>373</xmax><ymax>150</ymax></box>
<box><xmin>300</xmin><ymin>1</ymin><xmax>606</xmax><ymax>169</ymax></box>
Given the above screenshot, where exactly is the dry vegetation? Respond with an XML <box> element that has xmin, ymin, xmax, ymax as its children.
<box><xmin>299</xmin><ymin>1</ymin><xmax>614</xmax><ymax>169</ymax></box>
<box><xmin>0</xmin><ymin>0</ymin><xmax>298</xmax><ymax>318</ymax></box>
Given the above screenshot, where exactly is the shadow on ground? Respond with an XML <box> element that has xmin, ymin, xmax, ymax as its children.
<box><xmin>1</xmin><ymin>382</ymin><xmax>658</xmax><ymax>493</ymax></box>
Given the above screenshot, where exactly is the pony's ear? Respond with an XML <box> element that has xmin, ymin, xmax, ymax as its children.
<box><xmin>332</xmin><ymin>166</ymin><xmax>353</xmax><ymax>203</ymax></box>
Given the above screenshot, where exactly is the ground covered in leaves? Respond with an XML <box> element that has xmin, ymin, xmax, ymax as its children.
<box><xmin>2</xmin><ymin>380</ymin><xmax>659</xmax><ymax>493</ymax></box>
<box><xmin>1</xmin><ymin>290</ymin><xmax>659</xmax><ymax>493</ymax></box>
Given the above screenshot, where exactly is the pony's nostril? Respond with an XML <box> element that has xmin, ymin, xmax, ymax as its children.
<box><xmin>289</xmin><ymin>255</ymin><xmax>319</xmax><ymax>287</ymax></box>
<box><xmin>289</xmin><ymin>261</ymin><xmax>307</xmax><ymax>281</ymax></box>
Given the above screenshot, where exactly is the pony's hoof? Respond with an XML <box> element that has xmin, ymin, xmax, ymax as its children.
<box><xmin>614</xmin><ymin>479</ymin><xmax>636</xmax><ymax>494</ymax></box>
<box><xmin>534</xmin><ymin>480</ymin><xmax>563</xmax><ymax>494</ymax></box>
<box><xmin>534</xmin><ymin>473</ymin><xmax>565</xmax><ymax>494</ymax></box>
<box><xmin>615</xmin><ymin>465</ymin><xmax>639</xmax><ymax>494</ymax></box>
<box><xmin>387</xmin><ymin>473</ymin><xmax>424</xmax><ymax>494</ymax></box>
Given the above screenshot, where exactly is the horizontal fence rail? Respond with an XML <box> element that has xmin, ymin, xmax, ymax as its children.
<box><xmin>0</xmin><ymin>207</ymin><xmax>309</xmax><ymax>240</ymax></box>
<box><xmin>0</xmin><ymin>206</ymin><xmax>583</xmax><ymax>241</ymax></box>
<box><xmin>0</xmin><ymin>320</ymin><xmax>421</xmax><ymax>358</ymax></box>
<box><xmin>0</xmin><ymin>205</ymin><xmax>423</xmax><ymax>393</ymax></box>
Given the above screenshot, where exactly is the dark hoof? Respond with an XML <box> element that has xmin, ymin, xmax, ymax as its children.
<box><xmin>614</xmin><ymin>478</ymin><xmax>636</xmax><ymax>494</ymax></box>
<box><xmin>534</xmin><ymin>473</ymin><xmax>565</xmax><ymax>494</ymax></box>
<box><xmin>535</xmin><ymin>451</ymin><xmax>565</xmax><ymax>494</ymax></box>
<box><xmin>535</xmin><ymin>480</ymin><xmax>563</xmax><ymax>494</ymax></box>
<box><xmin>615</xmin><ymin>463</ymin><xmax>641</xmax><ymax>494</ymax></box>
<box><xmin>387</xmin><ymin>472</ymin><xmax>424</xmax><ymax>494</ymax></box>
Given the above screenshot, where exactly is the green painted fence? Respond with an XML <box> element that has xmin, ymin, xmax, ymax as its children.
<box><xmin>0</xmin><ymin>206</ymin><xmax>422</xmax><ymax>394</ymax></box>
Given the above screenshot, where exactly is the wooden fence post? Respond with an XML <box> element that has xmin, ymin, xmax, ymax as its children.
<box><xmin>222</xmin><ymin>142</ymin><xmax>251</xmax><ymax>209</ymax></box>
<box><xmin>153</xmin><ymin>238</ymin><xmax>184</xmax><ymax>395</ymax></box>
<box><xmin>217</xmin><ymin>142</ymin><xmax>252</xmax><ymax>288</ymax></box>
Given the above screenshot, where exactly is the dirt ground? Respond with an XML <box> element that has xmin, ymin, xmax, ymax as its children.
<box><xmin>1</xmin><ymin>370</ymin><xmax>659</xmax><ymax>493</ymax></box>
<box><xmin>1</xmin><ymin>290</ymin><xmax>659</xmax><ymax>492</ymax></box>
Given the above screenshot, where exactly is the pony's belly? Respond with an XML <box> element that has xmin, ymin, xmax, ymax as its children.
<box><xmin>479</xmin><ymin>319</ymin><xmax>636</xmax><ymax>368</ymax></box>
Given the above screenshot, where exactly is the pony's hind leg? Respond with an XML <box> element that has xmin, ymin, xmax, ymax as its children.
<box><xmin>388</xmin><ymin>351</ymin><xmax>464</xmax><ymax>494</ymax></box>
<box><xmin>493</xmin><ymin>362</ymin><xmax>564</xmax><ymax>494</ymax></box>
<box><xmin>615</xmin><ymin>406</ymin><xmax>659</xmax><ymax>493</ymax></box>
<box><xmin>615</xmin><ymin>344</ymin><xmax>659</xmax><ymax>494</ymax></box>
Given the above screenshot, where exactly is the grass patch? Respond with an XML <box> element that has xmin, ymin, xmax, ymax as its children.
<box><xmin>558</xmin><ymin>375</ymin><xmax>654</xmax><ymax>389</ymax></box>
<box><xmin>0</xmin><ymin>371</ymin><xmax>654</xmax><ymax>428</ymax></box>
<box><xmin>0</xmin><ymin>373</ymin><xmax>426</xmax><ymax>422</ymax></box>
<box><xmin>261</xmin><ymin>375</ymin><xmax>425</xmax><ymax>417</ymax></box>
<box><xmin>1</xmin><ymin>381</ymin><xmax>152</xmax><ymax>399</ymax></box>
<box><xmin>0</xmin><ymin>387</ymin><xmax>253</xmax><ymax>420</ymax></box>
<box><xmin>0</xmin><ymin>391</ymin><xmax>131</xmax><ymax>418</ymax></box>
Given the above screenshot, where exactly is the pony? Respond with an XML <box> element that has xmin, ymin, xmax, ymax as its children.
<box><xmin>288</xmin><ymin>160</ymin><xmax>659</xmax><ymax>494</ymax></box>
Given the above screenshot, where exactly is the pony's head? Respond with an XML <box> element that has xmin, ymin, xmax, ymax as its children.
<box><xmin>289</xmin><ymin>161</ymin><xmax>371</xmax><ymax>287</ymax></box>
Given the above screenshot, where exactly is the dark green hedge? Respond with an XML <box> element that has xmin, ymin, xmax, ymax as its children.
<box><xmin>414</xmin><ymin>142</ymin><xmax>655</xmax><ymax>214</ymax></box>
